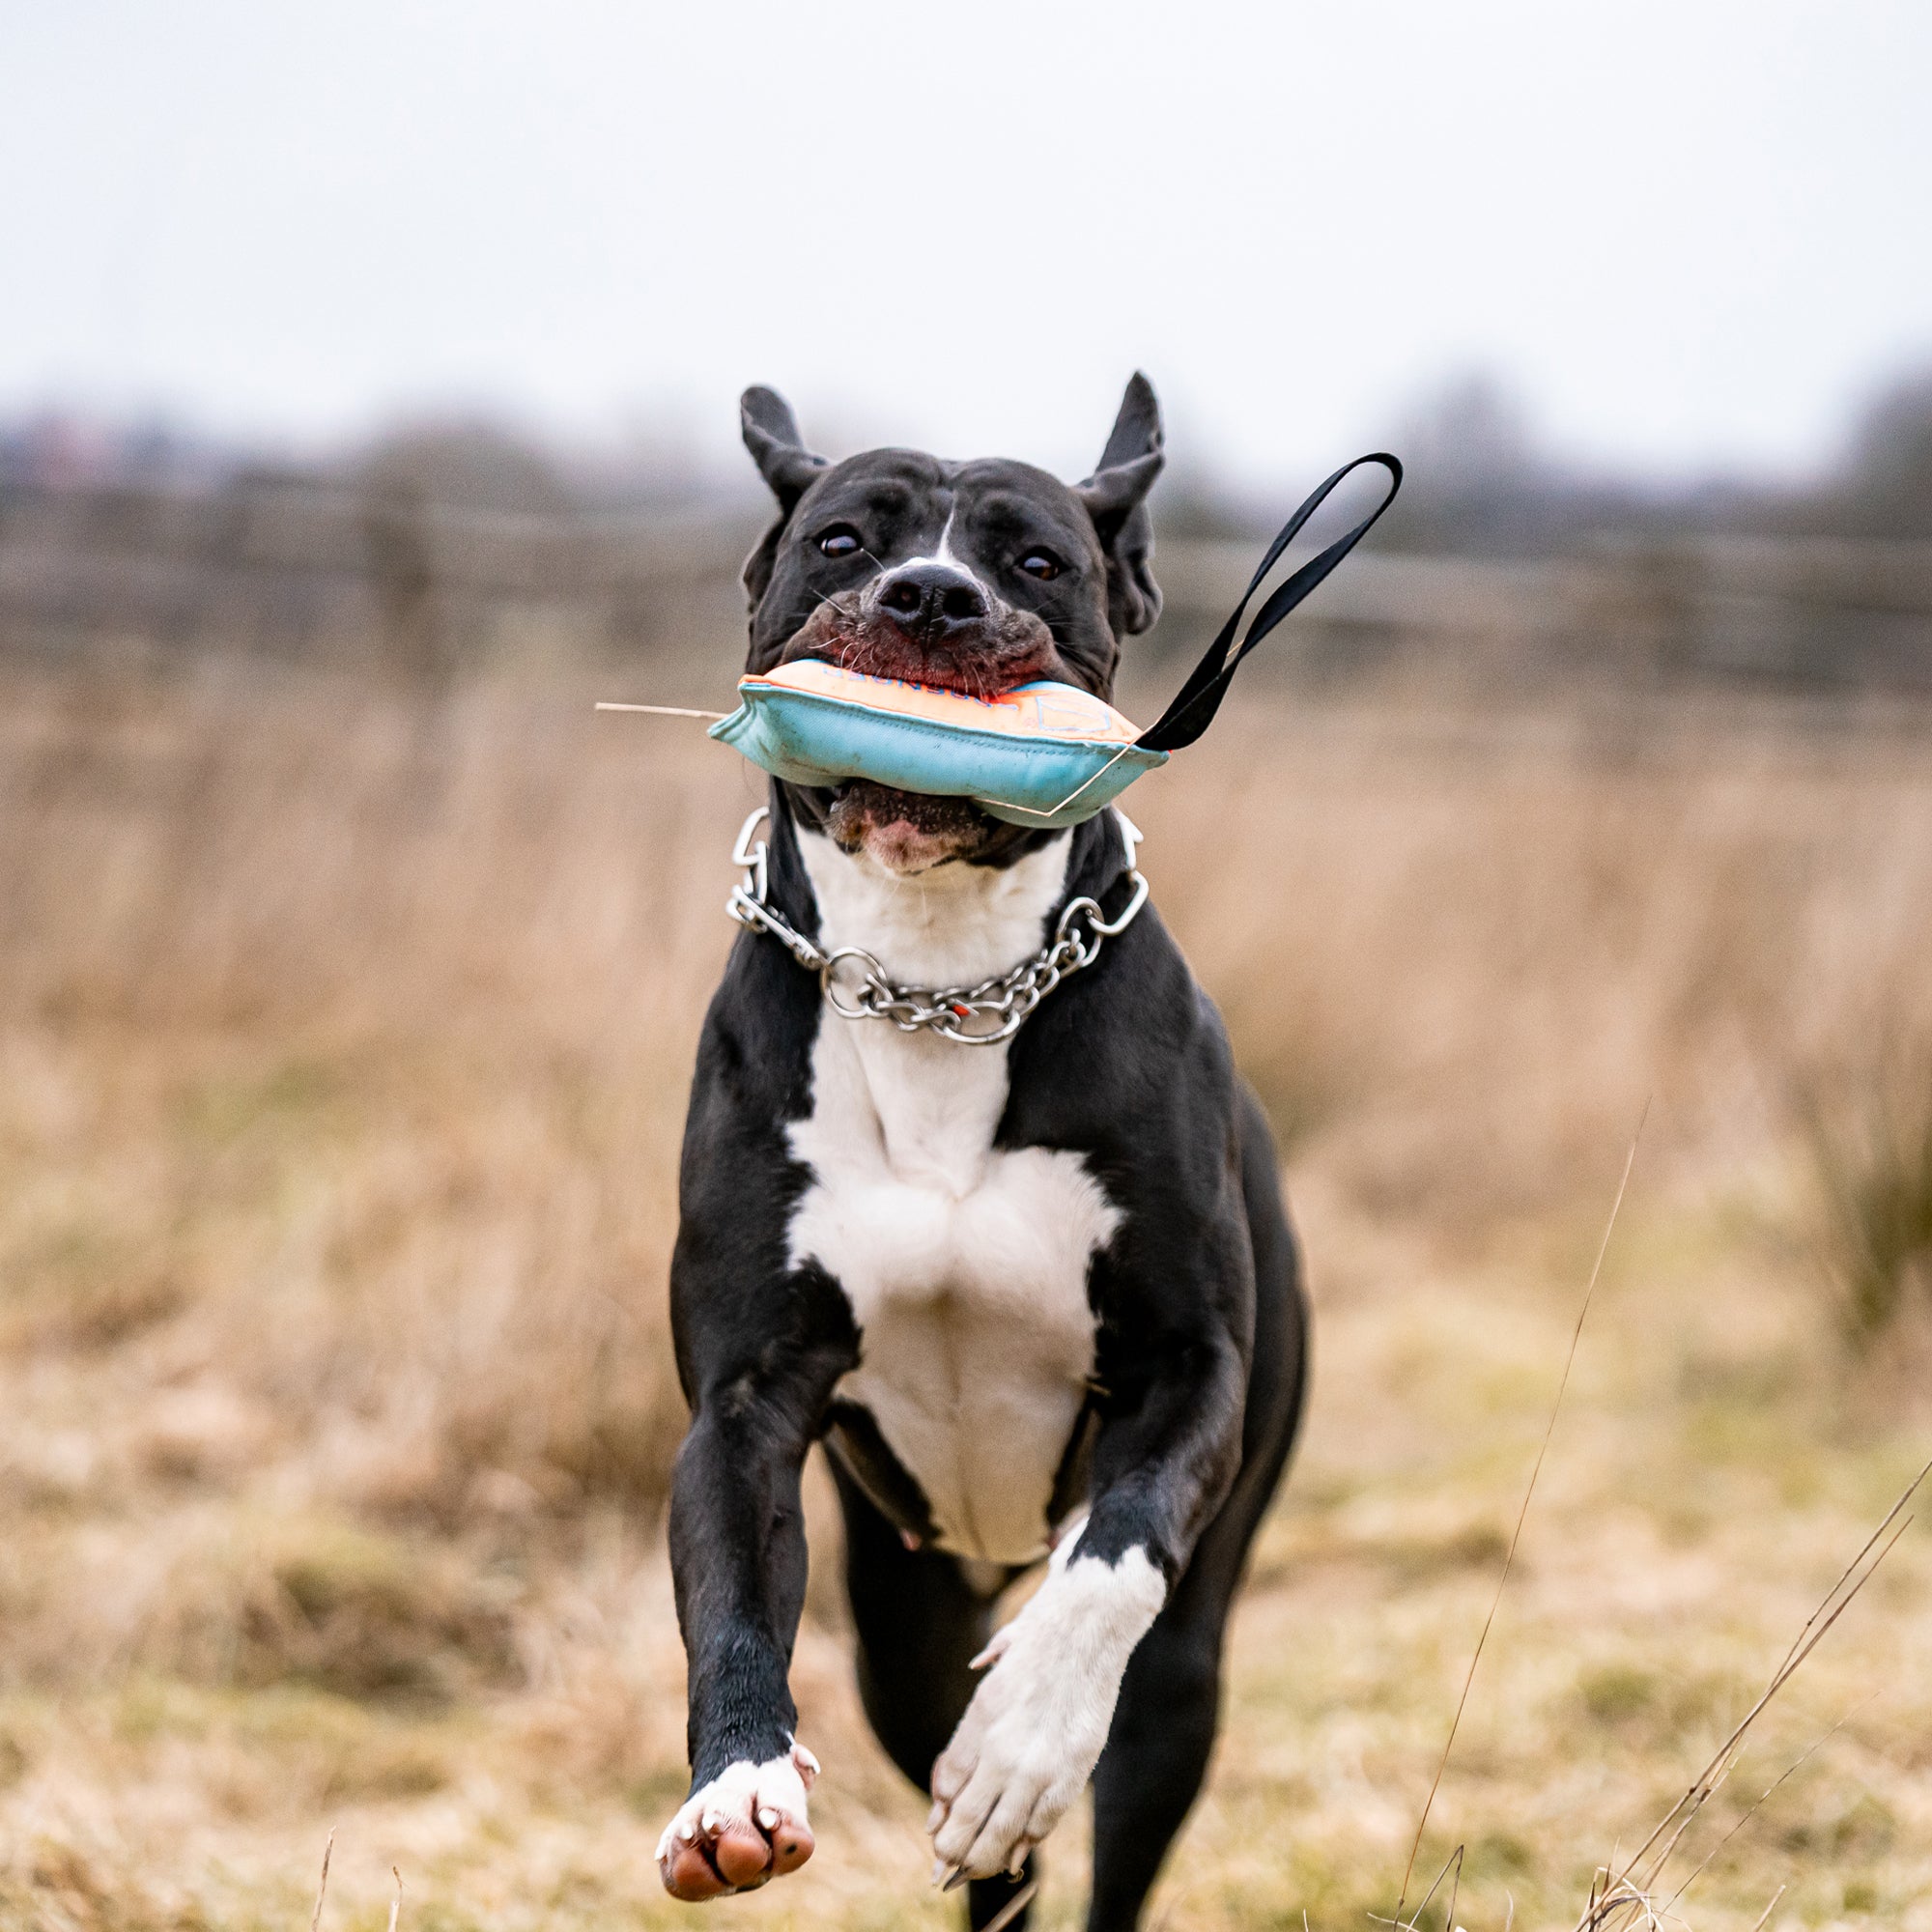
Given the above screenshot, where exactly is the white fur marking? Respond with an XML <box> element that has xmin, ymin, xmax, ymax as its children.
<box><xmin>891</xmin><ymin>507</ymin><xmax>993</xmax><ymax>603</ymax></box>
<box><xmin>788</xmin><ymin>829</ymin><xmax>1120</xmax><ymax>1564</ymax></box>
<box><xmin>929</xmin><ymin>1545</ymin><xmax>1166</xmax><ymax>1877</ymax></box>
<box><xmin>656</xmin><ymin>1740</ymin><xmax>819</xmax><ymax>1887</ymax></box>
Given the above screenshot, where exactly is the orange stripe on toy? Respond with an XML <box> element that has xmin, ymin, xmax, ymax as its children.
<box><xmin>743</xmin><ymin>661</ymin><xmax>1143</xmax><ymax>745</ymax></box>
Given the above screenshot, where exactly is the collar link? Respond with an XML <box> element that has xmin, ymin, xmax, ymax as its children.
<box><xmin>724</xmin><ymin>806</ymin><xmax>1149</xmax><ymax>1045</ymax></box>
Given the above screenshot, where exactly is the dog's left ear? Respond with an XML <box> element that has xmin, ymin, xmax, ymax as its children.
<box><xmin>1076</xmin><ymin>372</ymin><xmax>1164</xmax><ymax>636</ymax></box>
<box><xmin>741</xmin><ymin>385</ymin><xmax>830</xmax><ymax>605</ymax></box>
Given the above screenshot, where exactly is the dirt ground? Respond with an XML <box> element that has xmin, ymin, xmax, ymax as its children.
<box><xmin>3</xmin><ymin>662</ymin><xmax>1930</xmax><ymax>1930</ymax></box>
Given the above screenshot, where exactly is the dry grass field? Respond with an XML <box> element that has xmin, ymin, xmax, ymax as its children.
<box><xmin>3</xmin><ymin>652</ymin><xmax>1932</xmax><ymax>1931</ymax></box>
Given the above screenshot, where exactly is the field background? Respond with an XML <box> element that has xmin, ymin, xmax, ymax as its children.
<box><xmin>8</xmin><ymin>3</ymin><xmax>1932</xmax><ymax>1921</ymax></box>
<box><xmin>4</xmin><ymin>635</ymin><xmax>1932</xmax><ymax>1932</ymax></box>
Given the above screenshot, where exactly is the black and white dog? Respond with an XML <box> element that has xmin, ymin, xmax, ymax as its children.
<box><xmin>657</xmin><ymin>376</ymin><xmax>1308</xmax><ymax>1932</ymax></box>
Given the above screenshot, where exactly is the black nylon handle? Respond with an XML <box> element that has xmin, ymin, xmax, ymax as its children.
<box><xmin>1138</xmin><ymin>451</ymin><xmax>1403</xmax><ymax>753</ymax></box>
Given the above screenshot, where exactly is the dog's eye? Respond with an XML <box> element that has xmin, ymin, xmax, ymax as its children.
<box><xmin>1016</xmin><ymin>550</ymin><xmax>1063</xmax><ymax>582</ymax></box>
<box><xmin>816</xmin><ymin>526</ymin><xmax>863</xmax><ymax>558</ymax></box>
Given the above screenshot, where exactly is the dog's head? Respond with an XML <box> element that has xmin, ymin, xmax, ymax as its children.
<box><xmin>738</xmin><ymin>378</ymin><xmax>1164</xmax><ymax>873</ymax></box>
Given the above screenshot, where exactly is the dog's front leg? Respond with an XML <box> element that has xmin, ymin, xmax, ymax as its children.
<box><xmin>658</xmin><ymin>1333</ymin><xmax>851</xmax><ymax>1901</ymax></box>
<box><xmin>927</xmin><ymin>1318</ymin><xmax>1248</xmax><ymax>1884</ymax></box>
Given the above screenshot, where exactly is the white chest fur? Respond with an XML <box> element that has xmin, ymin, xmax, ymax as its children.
<box><xmin>786</xmin><ymin>828</ymin><xmax>1121</xmax><ymax>1564</ymax></box>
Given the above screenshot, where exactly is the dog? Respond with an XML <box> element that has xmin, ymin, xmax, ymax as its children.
<box><xmin>656</xmin><ymin>375</ymin><xmax>1308</xmax><ymax>1932</ymax></box>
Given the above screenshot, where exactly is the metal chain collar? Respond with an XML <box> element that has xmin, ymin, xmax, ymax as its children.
<box><xmin>724</xmin><ymin>805</ymin><xmax>1151</xmax><ymax>1046</ymax></box>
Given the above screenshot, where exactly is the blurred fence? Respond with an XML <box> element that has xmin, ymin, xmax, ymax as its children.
<box><xmin>0</xmin><ymin>477</ymin><xmax>753</xmax><ymax>676</ymax></box>
<box><xmin>5</xmin><ymin>475</ymin><xmax>1932</xmax><ymax>698</ymax></box>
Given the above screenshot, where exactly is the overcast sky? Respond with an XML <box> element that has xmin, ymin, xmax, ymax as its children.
<box><xmin>4</xmin><ymin>0</ymin><xmax>1928</xmax><ymax>487</ymax></box>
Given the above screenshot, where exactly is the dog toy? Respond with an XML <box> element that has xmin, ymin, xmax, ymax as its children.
<box><xmin>710</xmin><ymin>662</ymin><xmax>1163</xmax><ymax>828</ymax></box>
<box><xmin>600</xmin><ymin>453</ymin><xmax>1402</xmax><ymax>823</ymax></box>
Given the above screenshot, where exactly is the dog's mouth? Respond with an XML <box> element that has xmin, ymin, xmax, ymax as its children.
<box><xmin>825</xmin><ymin>781</ymin><xmax>1002</xmax><ymax>874</ymax></box>
<box><xmin>766</xmin><ymin>598</ymin><xmax>1074</xmax><ymax>873</ymax></box>
<box><xmin>775</xmin><ymin>598</ymin><xmax>1064</xmax><ymax>700</ymax></box>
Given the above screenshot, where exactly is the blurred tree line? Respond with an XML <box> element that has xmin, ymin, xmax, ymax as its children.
<box><xmin>7</xmin><ymin>362</ymin><xmax>1930</xmax><ymax>559</ymax></box>
<box><xmin>1373</xmin><ymin>365</ymin><xmax>1932</xmax><ymax>556</ymax></box>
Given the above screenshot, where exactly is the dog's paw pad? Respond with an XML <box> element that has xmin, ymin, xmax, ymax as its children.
<box><xmin>657</xmin><ymin>1745</ymin><xmax>818</xmax><ymax>1900</ymax></box>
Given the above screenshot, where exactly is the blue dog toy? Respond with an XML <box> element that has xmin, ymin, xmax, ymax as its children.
<box><xmin>710</xmin><ymin>664</ymin><xmax>1166</xmax><ymax>829</ymax></box>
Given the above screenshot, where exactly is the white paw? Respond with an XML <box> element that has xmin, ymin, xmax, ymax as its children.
<box><xmin>657</xmin><ymin>1740</ymin><xmax>820</xmax><ymax>1899</ymax></box>
<box><xmin>928</xmin><ymin>1546</ymin><xmax>1164</xmax><ymax>1882</ymax></box>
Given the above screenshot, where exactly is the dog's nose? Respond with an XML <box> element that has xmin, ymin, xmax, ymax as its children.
<box><xmin>873</xmin><ymin>562</ymin><xmax>989</xmax><ymax>640</ymax></box>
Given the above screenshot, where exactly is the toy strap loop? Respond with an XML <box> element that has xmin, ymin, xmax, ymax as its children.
<box><xmin>1138</xmin><ymin>452</ymin><xmax>1404</xmax><ymax>753</ymax></box>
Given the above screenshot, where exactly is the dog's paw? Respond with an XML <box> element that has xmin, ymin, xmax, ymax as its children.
<box><xmin>928</xmin><ymin>1547</ymin><xmax>1164</xmax><ymax>1882</ymax></box>
<box><xmin>657</xmin><ymin>1740</ymin><xmax>820</xmax><ymax>1900</ymax></box>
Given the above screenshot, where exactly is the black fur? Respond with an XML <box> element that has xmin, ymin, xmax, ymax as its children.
<box><xmin>666</xmin><ymin>381</ymin><xmax>1309</xmax><ymax>1932</ymax></box>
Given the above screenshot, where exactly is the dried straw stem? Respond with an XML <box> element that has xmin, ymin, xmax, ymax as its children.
<box><xmin>979</xmin><ymin>1879</ymin><xmax>1038</xmax><ymax>1932</ymax></box>
<box><xmin>594</xmin><ymin>700</ymin><xmax>730</xmax><ymax>720</ymax></box>
<box><xmin>1577</xmin><ymin>1454</ymin><xmax>1931</xmax><ymax>1929</ymax></box>
<box><xmin>309</xmin><ymin>1830</ymin><xmax>335</xmax><ymax>1932</ymax></box>
<box><xmin>1396</xmin><ymin>1107</ymin><xmax>1649</xmax><ymax>1920</ymax></box>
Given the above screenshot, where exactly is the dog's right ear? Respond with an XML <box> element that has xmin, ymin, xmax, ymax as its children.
<box><xmin>742</xmin><ymin>386</ymin><xmax>828</xmax><ymax>509</ymax></box>
<box><xmin>741</xmin><ymin>386</ymin><xmax>829</xmax><ymax>606</ymax></box>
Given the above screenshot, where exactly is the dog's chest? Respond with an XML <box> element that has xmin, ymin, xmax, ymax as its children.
<box><xmin>786</xmin><ymin>832</ymin><xmax>1119</xmax><ymax>1565</ymax></box>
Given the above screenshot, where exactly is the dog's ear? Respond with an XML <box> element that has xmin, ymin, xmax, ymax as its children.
<box><xmin>742</xmin><ymin>385</ymin><xmax>827</xmax><ymax>508</ymax></box>
<box><xmin>1076</xmin><ymin>372</ymin><xmax>1165</xmax><ymax>637</ymax></box>
<box><xmin>741</xmin><ymin>385</ymin><xmax>830</xmax><ymax>605</ymax></box>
